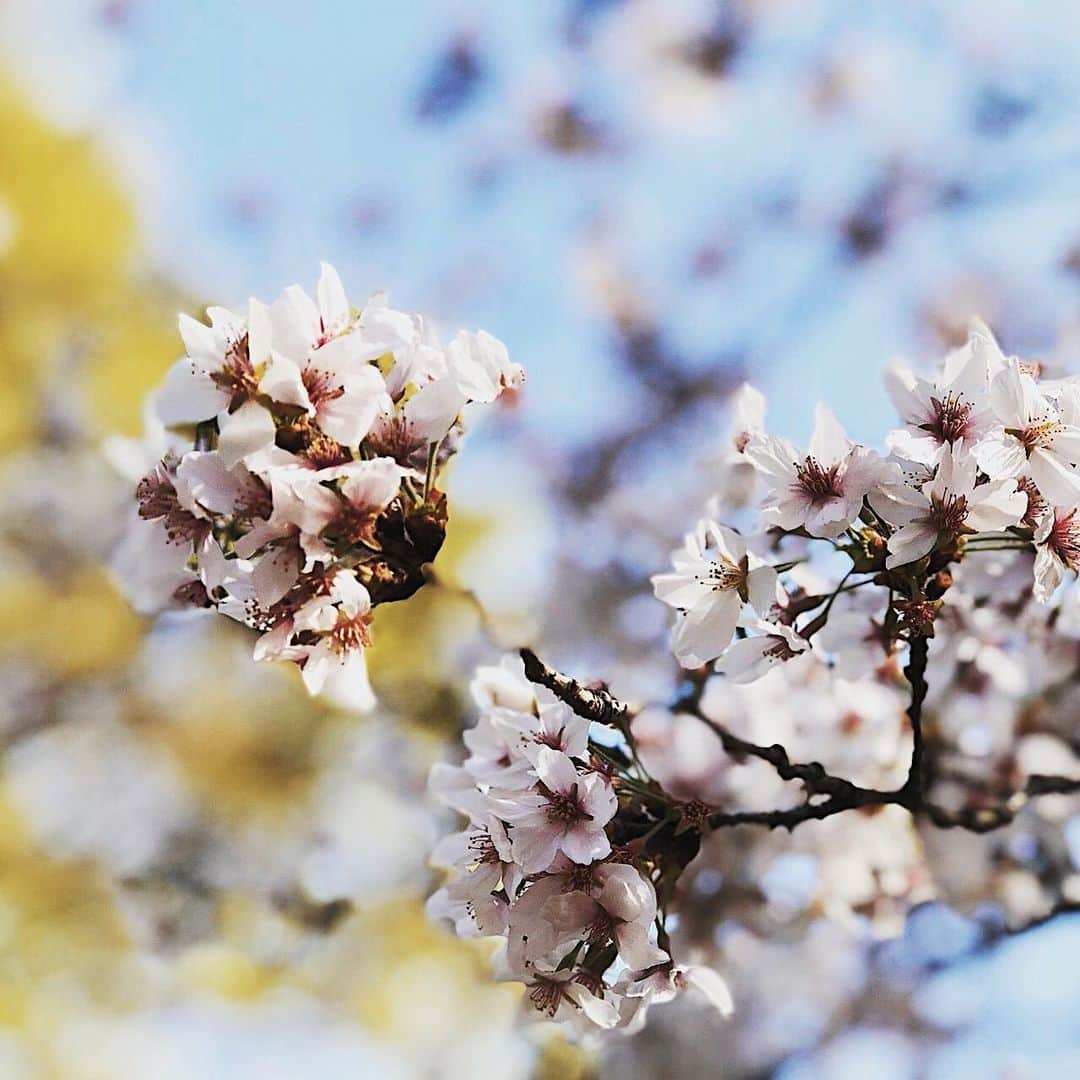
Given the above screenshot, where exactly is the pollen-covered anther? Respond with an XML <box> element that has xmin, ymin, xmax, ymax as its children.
<box><xmin>543</xmin><ymin>782</ymin><xmax>592</xmax><ymax>825</ymax></box>
<box><xmin>794</xmin><ymin>456</ymin><xmax>844</xmax><ymax>504</ymax></box>
<box><xmin>1046</xmin><ymin>509</ymin><xmax>1080</xmax><ymax>569</ymax></box>
<box><xmin>209</xmin><ymin>333</ymin><xmax>260</xmax><ymax>411</ymax></box>
<box><xmin>528</xmin><ymin>977</ymin><xmax>566</xmax><ymax>1018</ymax></box>
<box><xmin>929</xmin><ymin>492</ymin><xmax>969</xmax><ymax>535</ymax></box>
<box><xmin>466</xmin><ymin>829</ymin><xmax>501</xmax><ymax>866</ymax></box>
<box><xmin>301</xmin><ymin>366</ymin><xmax>346</xmax><ymax>407</ymax></box>
<box><xmin>329</xmin><ymin>609</ymin><xmax>372</xmax><ymax>654</ymax></box>
<box><xmin>1018</xmin><ymin>476</ymin><xmax>1047</xmax><ymax>529</ymax></box>
<box><xmin>922</xmin><ymin>392</ymin><xmax>974</xmax><ymax>443</ymax></box>
<box><xmin>1011</xmin><ymin>418</ymin><xmax>1064</xmax><ymax>454</ymax></box>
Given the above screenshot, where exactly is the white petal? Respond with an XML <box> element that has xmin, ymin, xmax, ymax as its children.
<box><xmin>319</xmin><ymin>649</ymin><xmax>376</xmax><ymax>713</ymax></box>
<box><xmin>1029</xmin><ymin>448</ymin><xmax>1080</xmax><ymax>505</ymax></box>
<box><xmin>1034</xmin><ymin>546</ymin><xmax>1065</xmax><ymax>604</ymax></box>
<box><xmin>216</xmin><ymin>402</ymin><xmax>276</xmax><ymax>468</ymax></box>
<box><xmin>886</xmin><ymin>522</ymin><xmax>937</xmax><ymax>569</ymax></box>
<box><xmin>317</xmin><ymin>261</ymin><xmax>350</xmax><ymax>332</ymax></box>
<box><xmin>261</xmin><ymin>352</ymin><xmax>312</xmax><ymax>411</ymax></box>
<box><xmin>270</xmin><ymin>284</ymin><xmax>321</xmax><ymax>360</ymax></box>
<box><xmin>679</xmin><ymin>966</ymin><xmax>734</xmax><ymax>1017</ymax></box>
<box><xmin>808</xmin><ymin>402</ymin><xmax>849</xmax><ymax>463</ymax></box>
<box><xmin>155</xmin><ymin>358</ymin><xmax>228</xmax><ymax>425</ymax></box>
<box><xmin>251</xmin><ymin>545</ymin><xmax>301</xmax><ymax>607</ymax></box>
<box><xmin>974</xmin><ymin>434</ymin><xmax>1027</xmax><ymax>479</ymax></box>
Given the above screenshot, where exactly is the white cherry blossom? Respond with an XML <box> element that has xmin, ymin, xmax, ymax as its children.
<box><xmin>747</xmin><ymin>404</ymin><xmax>885</xmax><ymax>539</ymax></box>
<box><xmin>976</xmin><ymin>360</ymin><xmax>1080</xmax><ymax>505</ymax></box>
<box><xmin>495</xmin><ymin>748</ymin><xmax>617</xmax><ymax>873</ymax></box>
<box><xmin>1033</xmin><ymin>507</ymin><xmax>1080</xmax><ymax>603</ymax></box>
<box><xmin>872</xmin><ymin>442</ymin><xmax>1026</xmax><ymax>569</ymax></box>
<box><xmin>652</xmin><ymin>520</ymin><xmax>777</xmax><ymax>667</ymax></box>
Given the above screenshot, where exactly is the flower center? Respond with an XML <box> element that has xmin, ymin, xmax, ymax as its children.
<box><xmin>528</xmin><ymin>977</ymin><xmax>567</xmax><ymax>1018</ymax></box>
<box><xmin>209</xmin><ymin>334</ymin><xmax>260</xmax><ymax>411</ymax></box>
<box><xmin>543</xmin><ymin>781</ymin><xmax>591</xmax><ymax>825</ymax></box>
<box><xmin>1018</xmin><ymin>476</ymin><xmax>1047</xmax><ymax>529</ymax></box>
<box><xmin>330</xmin><ymin>501</ymin><xmax>383</xmax><ymax>547</ymax></box>
<box><xmin>699</xmin><ymin>556</ymin><xmax>745</xmax><ymax>593</ymax></box>
<box><xmin>1048</xmin><ymin>510</ymin><xmax>1080</xmax><ymax>569</ymax></box>
<box><xmin>929</xmin><ymin>492</ymin><xmax>969</xmax><ymax>535</ymax></box>
<box><xmin>329</xmin><ymin>609</ymin><xmax>372</xmax><ymax>654</ymax></box>
<box><xmin>795</xmin><ymin>456</ymin><xmax>843</xmax><ymax>504</ymax></box>
<box><xmin>584</xmin><ymin>908</ymin><xmax>616</xmax><ymax>945</ymax></box>
<box><xmin>921</xmin><ymin>393</ymin><xmax>973</xmax><ymax>444</ymax></box>
<box><xmin>303</xmin><ymin>432</ymin><xmax>352</xmax><ymax>469</ymax></box>
<box><xmin>302</xmin><ymin>366</ymin><xmax>346</xmax><ymax>408</ymax></box>
<box><xmin>532</xmin><ymin>725</ymin><xmax>570</xmax><ymax>751</ymax></box>
<box><xmin>136</xmin><ymin>464</ymin><xmax>209</xmax><ymax>545</ymax></box>
<box><xmin>1009</xmin><ymin>419</ymin><xmax>1061</xmax><ymax>454</ymax></box>
<box><xmin>565</xmin><ymin>864</ymin><xmax>598</xmax><ymax>892</ymax></box>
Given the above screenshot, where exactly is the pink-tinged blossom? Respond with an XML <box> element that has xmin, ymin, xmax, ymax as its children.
<box><xmin>975</xmin><ymin>360</ymin><xmax>1080</xmax><ymax>505</ymax></box>
<box><xmin>884</xmin><ymin>320</ymin><xmax>995</xmax><ymax>465</ymax></box>
<box><xmin>262</xmin><ymin>263</ymin><xmax>392</xmax><ymax>447</ymax></box>
<box><xmin>285</xmin><ymin>571</ymin><xmax>375</xmax><ymax>707</ymax></box>
<box><xmin>426</xmin><ymin>815</ymin><xmax>515</xmax><ymax>938</ymax></box>
<box><xmin>470</xmin><ymin>656</ymin><xmax>538</xmax><ymax>713</ymax></box>
<box><xmin>616</xmin><ymin>963</ymin><xmax>734</xmax><ymax>1034</ymax></box>
<box><xmin>446</xmin><ymin>328</ymin><xmax>525</xmax><ymax>403</ymax></box>
<box><xmin>515</xmin><ymin>966</ymin><xmax>619</xmax><ymax>1028</ymax></box>
<box><xmin>540</xmin><ymin>863</ymin><xmax>669</xmax><ymax>972</ymax></box>
<box><xmin>460</xmin><ymin>713</ymin><xmax>536</xmax><ymax>791</ymax></box>
<box><xmin>714</xmin><ymin>619</ymin><xmax>810</xmax><ymax>684</ymax></box>
<box><xmin>499</xmin><ymin>699</ymin><xmax>591</xmax><ymax>765</ymax></box>
<box><xmin>495</xmin><ymin>748</ymin><xmax>617</xmax><ymax>873</ymax></box>
<box><xmin>159</xmin><ymin>299</ymin><xmax>281</xmax><ymax>467</ymax></box>
<box><xmin>652</xmin><ymin>520</ymin><xmax>776</xmax><ymax>667</ymax></box>
<box><xmin>1033</xmin><ymin>507</ymin><xmax>1080</xmax><ymax>603</ymax></box>
<box><xmin>746</xmin><ymin>404</ymin><xmax>885</xmax><ymax>539</ymax></box>
<box><xmin>707</xmin><ymin>382</ymin><xmax>768</xmax><ymax>507</ymax></box>
<box><xmin>871</xmin><ymin>442</ymin><xmax>1026</xmax><ymax>569</ymax></box>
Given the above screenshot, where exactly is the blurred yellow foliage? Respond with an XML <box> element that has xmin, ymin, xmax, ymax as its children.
<box><xmin>0</xmin><ymin>568</ymin><xmax>143</xmax><ymax>676</ymax></box>
<box><xmin>0</xmin><ymin>794</ymin><xmax>131</xmax><ymax>1019</ymax></box>
<box><xmin>0</xmin><ymin>74</ymin><xmax>545</xmax><ymax>1078</ymax></box>
<box><xmin>0</xmin><ymin>77</ymin><xmax>178</xmax><ymax>452</ymax></box>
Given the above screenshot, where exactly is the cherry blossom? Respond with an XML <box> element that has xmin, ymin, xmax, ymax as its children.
<box><xmin>1033</xmin><ymin>507</ymin><xmax>1080</xmax><ymax>602</ymax></box>
<box><xmin>427</xmin><ymin>315</ymin><xmax>1079</xmax><ymax>1038</ymax></box>
<box><xmin>872</xmin><ymin>442</ymin><xmax>1027</xmax><ymax>569</ymax></box>
<box><xmin>746</xmin><ymin>403</ymin><xmax>885</xmax><ymax>539</ymax></box>
<box><xmin>496</xmin><ymin>748</ymin><xmax>617</xmax><ymax>873</ymax></box>
<box><xmin>976</xmin><ymin>360</ymin><xmax>1080</xmax><ymax>505</ymax></box>
<box><xmin>652</xmin><ymin>520</ymin><xmax>777</xmax><ymax>667</ymax></box>
<box><xmin>119</xmin><ymin>263</ymin><xmax>520</xmax><ymax>711</ymax></box>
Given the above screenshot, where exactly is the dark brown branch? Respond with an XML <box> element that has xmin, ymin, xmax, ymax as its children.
<box><xmin>520</xmin><ymin>648</ymin><xmax>630</xmax><ymax>728</ymax></box>
<box><xmin>924</xmin><ymin>772</ymin><xmax>1080</xmax><ymax>833</ymax></box>
<box><xmin>695</xmin><ymin>716</ymin><xmax>885</xmax><ymax>804</ymax></box>
<box><xmin>522</xmin><ymin>648</ymin><xmax>1079</xmax><ymax>835</ymax></box>
<box><xmin>901</xmin><ymin>634</ymin><xmax>930</xmax><ymax>802</ymax></box>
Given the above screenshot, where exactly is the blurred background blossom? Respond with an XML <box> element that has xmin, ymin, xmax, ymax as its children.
<box><xmin>0</xmin><ymin>1</ymin><xmax>1079</xmax><ymax>1077</ymax></box>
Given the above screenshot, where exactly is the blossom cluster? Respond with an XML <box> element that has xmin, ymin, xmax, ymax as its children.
<box><xmin>427</xmin><ymin>658</ymin><xmax>733</xmax><ymax>1032</ymax></box>
<box><xmin>655</xmin><ymin>319</ymin><xmax>1080</xmax><ymax>679</ymax></box>
<box><xmin>428</xmin><ymin>318</ymin><xmax>1080</xmax><ymax>1038</ymax></box>
<box><xmin>118</xmin><ymin>264</ymin><xmax>522</xmax><ymax>709</ymax></box>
